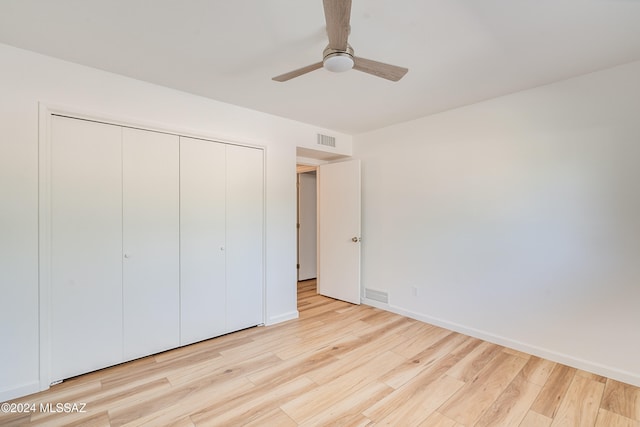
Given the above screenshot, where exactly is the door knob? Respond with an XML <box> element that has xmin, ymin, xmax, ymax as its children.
<box><xmin>352</xmin><ymin>237</ymin><xmax>361</xmax><ymax>243</ymax></box>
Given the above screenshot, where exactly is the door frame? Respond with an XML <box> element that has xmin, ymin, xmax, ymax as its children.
<box><xmin>295</xmin><ymin>156</ymin><xmax>361</xmax><ymax>305</ymax></box>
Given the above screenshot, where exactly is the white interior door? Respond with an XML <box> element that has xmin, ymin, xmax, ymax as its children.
<box><xmin>318</xmin><ymin>159</ymin><xmax>361</xmax><ymax>304</ymax></box>
<box><xmin>180</xmin><ymin>137</ymin><xmax>227</xmax><ymax>345</ymax></box>
<box><xmin>226</xmin><ymin>144</ymin><xmax>264</xmax><ymax>330</ymax></box>
<box><xmin>122</xmin><ymin>128</ymin><xmax>180</xmax><ymax>360</ymax></box>
<box><xmin>50</xmin><ymin>116</ymin><xmax>123</xmax><ymax>381</ymax></box>
<box><xmin>298</xmin><ymin>172</ymin><xmax>317</xmax><ymax>280</ymax></box>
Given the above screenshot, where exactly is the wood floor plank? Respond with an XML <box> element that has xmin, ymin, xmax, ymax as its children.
<box><xmin>121</xmin><ymin>410</ymin><xmax>195</xmax><ymax>427</ymax></box>
<box><xmin>375</xmin><ymin>375</ymin><xmax>464</xmax><ymax>425</ymax></box>
<box><xmin>110</xmin><ymin>351</ymin><xmax>282</xmax><ymax>426</ymax></box>
<box><xmin>445</xmin><ymin>340</ymin><xmax>504</xmax><ymax>383</ymax></box>
<box><xmin>504</xmin><ymin>347</ymin><xmax>533</xmax><ymax>360</ymax></box>
<box><xmin>218</xmin><ymin>321</ymin><xmax>325</xmax><ymax>362</ymax></box>
<box><xmin>332</xmin><ymin>325</ymin><xmax>411</xmax><ymax>363</ymax></box>
<box><xmin>439</xmin><ymin>351</ymin><xmax>528</xmax><ymax>425</ymax></box>
<box><xmin>521</xmin><ymin>356</ymin><xmax>556</xmax><ymax>387</ymax></box>
<box><xmin>298</xmin><ymin>381</ymin><xmax>391</xmax><ymax>426</ymax></box>
<box><xmin>358</xmin><ymin>308</ymin><xmax>400</xmax><ymax>326</ymax></box>
<box><xmin>549</xmin><ymin>374</ymin><xmax>605</xmax><ymax>427</ymax></box>
<box><xmin>381</xmin><ymin>332</ymin><xmax>469</xmax><ymax>389</ymax></box>
<box><xmin>65</xmin><ymin>411</ymin><xmax>111</xmax><ymax>427</ymax></box>
<box><xmin>363</xmin><ymin>338</ymin><xmax>479</xmax><ymax>423</ymax></box>
<box><xmin>245</xmin><ymin>342</ymin><xmax>343</xmax><ymax>387</ymax></box>
<box><xmin>114</xmin><ymin>376</ymin><xmax>254</xmax><ymax>427</ymax></box>
<box><xmin>601</xmin><ymin>379</ymin><xmax>640</xmax><ymax>421</ymax></box>
<box><xmin>98</xmin><ymin>357</ymin><xmax>190</xmax><ymax>392</ymax></box>
<box><xmin>577</xmin><ymin>369</ymin><xmax>608</xmax><ymax>384</ymax></box>
<box><xmin>243</xmin><ymin>408</ymin><xmax>298</xmax><ymax>427</ymax></box>
<box><xmin>2</xmin><ymin>279</ymin><xmax>640</xmax><ymax>427</ymax></box>
<box><xmin>418</xmin><ymin>411</ymin><xmax>462</xmax><ymax>427</ymax></box>
<box><xmin>474</xmin><ymin>371</ymin><xmax>542</xmax><ymax>427</ymax></box>
<box><xmin>0</xmin><ymin>413</ymin><xmax>31</xmax><ymax>427</ymax></box>
<box><xmin>152</xmin><ymin>333</ymin><xmax>248</xmax><ymax>364</ymax></box>
<box><xmin>164</xmin><ymin>417</ymin><xmax>195</xmax><ymax>427</ymax></box>
<box><xmin>27</xmin><ymin>378</ymin><xmax>172</xmax><ymax>425</ymax></box>
<box><xmin>165</xmin><ymin>354</ymin><xmax>228</xmax><ymax>386</ymax></box>
<box><xmin>305</xmin><ymin>335</ymin><xmax>408</xmax><ymax>386</ymax></box>
<box><xmin>354</xmin><ymin>315</ymin><xmax>416</xmax><ymax>342</ymax></box>
<box><xmin>190</xmin><ymin>376</ymin><xmax>317</xmax><ymax>426</ymax></box>
<box><xmin>298</xmin><ymin>299</ymin><xmax>352</xmax><ymax>319</ymax></box>
<box><xmin>281</xmin><ymin>350</ymin><xmax>402</xmax><ymax>423</ymax></box>
<box><xmin>10</xmin><ymin>378</ymin><xmax>103</xmax><ymax>414</ymax></box>
<box><xmin>520</xmin><ymin>410</ymin><xmax>553</xmax><ymax>427</ymax></box>
<box><xmin>397</xmin><ymin>319</ymin><xmax>435</xmax><ymax>338</ymax></box>
<box><xmin>531</xmin><ymin>363</ymin><xmax>577</xmax><ymax>418</ymax></box>
<box><xmin>595</xmin><ymin>408</ymin><xmax>640</xmax><ymax>427</ymax></box>
<box><xmin>49</xmin><ymin>354</ymin><xmax>156</xmax><ymax>389</ymax></box>
<box><xmin>273</xmin><ymin>318</ymin><xmax>372</xmax><ymax>360</ymax></box>
<box><xmin>390</xmin><ymin>324</ymin><xmax>453</xmax><ymax>359</ymax></box>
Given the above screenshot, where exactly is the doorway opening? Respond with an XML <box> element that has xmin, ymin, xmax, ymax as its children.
<box><xmin>295</xmin><ymin>146</ymin><xmax>361</xmax><ymax>309</ymax></box>
<box><xmin>297</xmin><ymin>165</ymin><xmax>318</xmax><ymax>302</ymax></box>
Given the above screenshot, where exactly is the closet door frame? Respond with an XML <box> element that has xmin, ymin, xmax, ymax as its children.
<box><xmin>38</xmin><ymin>103</ymin><xmax>266</xmax><ymax>393</ymax></box>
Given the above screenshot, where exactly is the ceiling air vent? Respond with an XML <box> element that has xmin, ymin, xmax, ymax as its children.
<box><xmin>317</xmin><ymin>133</ymin><xmax>336</xmax><ymax>148</ymax></box>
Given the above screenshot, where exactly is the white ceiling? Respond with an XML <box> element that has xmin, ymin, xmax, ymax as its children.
<box><xmin>1</xmin><ymin>0</ymin><xmax>640</xmax><ymax>134</ymax></box>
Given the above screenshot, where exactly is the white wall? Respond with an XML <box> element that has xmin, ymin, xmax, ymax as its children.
<box><xmin>354</xmin><ymin>60</ymin><xmax>640</xmax><ymax>386</ymax></box>
<box><xmin>0</xmin><ymin>43</ymin><xmax>352</xmax><ymax>401</ymax></box>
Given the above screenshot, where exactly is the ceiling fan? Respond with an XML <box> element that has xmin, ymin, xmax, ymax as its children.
<box><xmin>272</xmin><ymin>0</ymin><xmax>408</xmax><ymax>82</ymax></box>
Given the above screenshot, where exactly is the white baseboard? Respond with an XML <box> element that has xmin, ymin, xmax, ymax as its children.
<box><xmin>360</xmin><ymin>297</ymin><xmax>390</xmax><ymax>311</ymax></box>
<box><xmin>362</xmin><ymin>298</ymin><xmax>640</xmax><ymax>388</ymax></box>
<box><xmin>266</xmin><ymin>310</ymin><xmax>299</xmax><ymax>326</ymax></box>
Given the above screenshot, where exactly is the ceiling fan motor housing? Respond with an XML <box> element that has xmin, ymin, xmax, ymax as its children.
<box><xmin>323</xmin><ymin>45</ymin><xmax>354</xmax><ymax>73</ymax></box>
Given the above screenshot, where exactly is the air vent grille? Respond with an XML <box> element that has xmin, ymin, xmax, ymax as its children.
<box><xmin>317</xmin><ymin>133</ymin><xmax>336</xmax><ymax>148</ymax></box>
<box><xmin>364</xmin><ymin>288</ymin><xmax>389</xmax><ymax>304</ymax></box>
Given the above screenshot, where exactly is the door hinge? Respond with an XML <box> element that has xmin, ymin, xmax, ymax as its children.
<box><xmin>296</xmin><ymin>264</ymin><xmax>300</xmax><ymax>269</ymax></box>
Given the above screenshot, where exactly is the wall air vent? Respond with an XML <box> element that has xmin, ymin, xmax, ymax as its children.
<box><xmin>364</xmin><ymin>288</ymin><xmax>389</xmax><ymax>304</ymax></box>
<box><xmin>317</xmin><ymin>133</ymin><xmax>336</xmax><ymax>148</ymax></box>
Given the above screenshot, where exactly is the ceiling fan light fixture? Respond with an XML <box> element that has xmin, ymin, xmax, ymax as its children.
<box><xmin>323</xmin><ymin>52</ymin><xmax>354</xmax><ymax>73</ymax></box>
<box><xmin>271</xmin><ymin>1</ymin><xmax>408</xmax><ymax>82</ymax></box>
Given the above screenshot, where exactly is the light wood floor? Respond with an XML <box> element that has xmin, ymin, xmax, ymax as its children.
<box><xmin>2</xmin><ymin>280</ymin><xmax>640</xmax><ymax>427</ymax></box>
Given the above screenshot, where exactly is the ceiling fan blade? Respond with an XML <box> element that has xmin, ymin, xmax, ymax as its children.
<box><xmin>353</xmin><ymin>57</ymin><xmax>408</xmax><ymax>82</ymax></box>
<box><xmin>323</xmin><ymin>0</ymin><xmax>352</xmax><ymax>51</ymax></box>
<box><xmin>272</xmin><ymin>62</ymin><xmax>324</xmax><ymax>82</ymax></box>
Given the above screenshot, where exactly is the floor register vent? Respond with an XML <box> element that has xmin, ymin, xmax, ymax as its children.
<box><xmin>317</xmin><ymin>133</ymin><xmax>336</xmax><ymax>148</ymax></box>
<box><xmin>365</xmin><ymin>288</ymin><xmax>389</xmax><ymax>304</ymax></box>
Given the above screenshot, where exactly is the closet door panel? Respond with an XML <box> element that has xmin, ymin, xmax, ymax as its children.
<box><xmin>226</xmin><ymin>145</ymin><xmax>264</xmax><ymax>331</ymax></box>
<box><xmin>122</xmin><ymin>128</ymin><xmax>180</xmax><ymax>360</ymax></box>
<box><xmin>50</xmin><ymin>116</ymin><xmax>123</xmax><ymax>381</ymax></box>
<box><xmin>180</xmin><ymin>137</ymin><xmax>227</xmax><ymax>345</ymax></box>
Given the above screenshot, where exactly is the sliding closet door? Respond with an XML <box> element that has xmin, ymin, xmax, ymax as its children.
<box><xmin>226</xmin><ymin>145</ymin><xmax>264</xmax><ymax>330</ymax></box>
<box><xmin>180</xmin><ymin>137</ymin><xmax>227</xmax><ymax>345</ymax></box>
<box><xmin>122</xmin><ymin>128</ymin><xmax>180</xmax><ymax>360</ymax></box>
<box><xmin>50</xmin><ymin>116</ymin><xmax>123</xmax><ymax>381</ymax></box>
